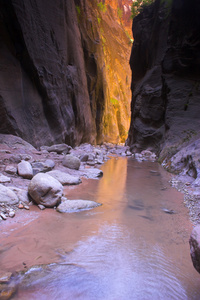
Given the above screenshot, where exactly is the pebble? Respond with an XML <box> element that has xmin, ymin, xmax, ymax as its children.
<box><xmin>0</xmin><ymin>213</ymin><xmax>7</xmax><ymax>220</ymax></box>
<box><xmin>8</xmin><ymin>211</ymin><xmax>15</xmax><ymax>218</ymax></box>
<box><xmin>24</xmin><ymin>205</ymin><xmax>30</xmax><ymax>210</ymax></box>
<box><xmin>0</xmin><ymin>272</ymin><xmax>12</xmax><ymax>283</ymax></box>
<box><xmin>38</xmin><ymin>204</ymin><xmax>45</xmax><ymax>210</ymax></box>
<box><xmin>18</xmin><ymin>203</ymin><xmax>24</xmax><ymax>209</ymax></box>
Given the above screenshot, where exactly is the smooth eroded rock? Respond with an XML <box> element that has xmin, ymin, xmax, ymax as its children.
<box><xmin>189</xmin><ymin>225</ymin><xmax>200</xmax><ymax>274</ymax></box>
<box><xmin>28</xmin><ymin>173</ymin><xmax>63</xmax><ymax>208</ymax></box>
<box><xmin>56</xmin><ymin>198</ymin><xmax>101</xmax><ymax>213</ymax></box>
<box><xmin>47</xmin><ymin>170</ymin><xmax>81</xmax><ymax>185</ymax></box>
<box><xmin>0</xmin><ymin>184</ymin><xmax>19</xmax><ymax>205</ymax></box>
<box><xmin>44</xmin><ymin>144</ymin><xmax>71</xmax><ymax>154</ymax></box>
<box><xmin>62</xmin><ymin>155</ymin><xmax>81</xmax><ymax>170</ymax></box>
<box><xmin>84</xmin><ymin>168</ymin><xmax>103</xmax><ymax>179</ymax></box>
<box><xmin>31</xmin><ymin>159</ymin><xmax>55</xmax><ymax>175</ymax></box>
<box><xmin>17</xmin><ymin>160</ymin><xmax>33</xmax><ymax>179</ymax></box>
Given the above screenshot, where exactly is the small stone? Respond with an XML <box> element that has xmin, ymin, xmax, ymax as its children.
<box><xmin>0</xmin><ymin>174</ymin><xmax>11</xmax><ymax>183</ymax></box>
<box><xmin>5</xmin><ymin>165</ymin><xmax>17</xmax><ymax>175</ymax></box>
<box><xmin>8</xmin><ymin>211</ymin><xmax>15</xmax><ymax>218</ymax></box>
<box><xmin>18</xmin><ymin>203</ymin><xmax>24</xmax><ymax>209</ymax></box>
<box><xmin>126</xmin><ymin>151</ymin><xmax>132</xmax><ymax>156</ymax></box>
<box><xmin>0</xmin><ymin>213</ymin><xmax>7</xmax><ymax>220</ymax></box>
<box><xmin>20</xmin><ymin>154</ymin><xmax>32</xmax><ymax>161</ymax></box>
<box><xmin>24</xmin><ymin>205</ymin><xmax>30</xmax><ymax>210</ymax></box>
<box><xmin>0</xmin><ymin>271</ymin><xmax>12</xmax><ymax>283</ymax></box>
<box><xmin>38</xmin><ymin>204</ymin><xmax>45</xmax><ymax>210</ymax></box>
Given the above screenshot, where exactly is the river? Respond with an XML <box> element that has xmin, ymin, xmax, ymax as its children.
<box><xmin>1</xmin><ymin>157</ymin><xmax>200</xmax><ymax>299</ymax></box>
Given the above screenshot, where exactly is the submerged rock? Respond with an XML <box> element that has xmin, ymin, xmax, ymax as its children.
<box><xmin>189</xmin><ymin>225</ymin><xmax>200</xmax><ymax>274</ymax></box>
<box><xmin>28</xmin><ymin>173</ymin><xmax>63</xmax><ymax>208</ymax></box>
<box><xmin>56</xmin><ymin>198</ymin><xmax>101</xmax><ymax>213</ymax></box>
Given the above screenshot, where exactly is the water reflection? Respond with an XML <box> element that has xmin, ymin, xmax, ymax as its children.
<box><xmin>6</xmin><ymin>158</ymin><xmax>200</xmax><ymax>299</ymax></box>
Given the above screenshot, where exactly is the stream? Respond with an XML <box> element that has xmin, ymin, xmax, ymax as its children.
<box><xmin>1</xmin><ymin>157</ymin><xmax>200</xmax><ymax>299</ymax></box>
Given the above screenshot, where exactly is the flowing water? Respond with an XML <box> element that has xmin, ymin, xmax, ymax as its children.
<box><xmin>1</xmin><ymin>157</ymin><xmax>200</xmax><ymax>299</ymax></box>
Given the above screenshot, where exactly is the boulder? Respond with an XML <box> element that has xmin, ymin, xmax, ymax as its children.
<box><xmin>28</xmin><ymin>173</ymin><xmax>63</xmax><ymax>208</ymax></box>
<box><xmin>31</xmin><ymin>159</ymin><xmax>55</xmax><ymax>175</ymax></box>
<box><xmin>56</xmin><ymin>198</ymin><xmax>101</xmax><ymax>213</ymax></box>
<box><xmin>189</xmin><ymin>225</ymin><xmax>200</xmax><ymax>274</ymax></box>
<box><xmin>47</xmin><ymin>170</ymin><xmax>81</xmax><ymax>185</ymax></box>
<box><xmin>0</xmin><ymin>184</ymin><xmax>19</xmax><ymax>205</ymax></box>
<box><xmin>17</xmin><ymin>160</ymin><xmax>33</xmax><ymax>179</ymax></box>
<box><xmin>44</xmin><ymin>144</ymin><xmax>71</xmax><ymax>154</ymax></box>
<box><xmin>62</xmin><ymin>155</ymin><xmax>80</xmax><ymax>170</ymax></box>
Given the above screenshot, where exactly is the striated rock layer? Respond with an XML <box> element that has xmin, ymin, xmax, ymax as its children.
<box><xmin>0</xmin><ymin>0</ymin><xmax>131</xmax><ymax>148</ymax></box>
<box><xmin>127</xmin><ymin>0</ymin><xmax>200</xmax><ymax>163</ymax></box>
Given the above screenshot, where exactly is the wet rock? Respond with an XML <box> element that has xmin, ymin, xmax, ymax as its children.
<box><xmin>56</xmin><ymin>198</ymin><xmax>101</xmax><ymax>213</ymax></box>
<box><xmin>44</xmin><ymin>144</ymin><xmax>71</xmax><ymax>154</ymax></box>
<box><xmin>28</xmin><ymin>173</ymin><xmax>63</xmax><ymax>208</ymax></box>
<box><xmin>5</xmin><ymin>165</ymin><xmax>17</xmax><ymax>175</ymax></box>
<box><xmin>189</xmin><ymin>225</ymin><xmax>200</xmax><ymax>274</ymax></box>
<box><xmin>31</xmin><ymin>159</ymin><xmax>55</xmax><ymax>175</ymax></box>
<box><xmin>17</xmin><ymin>160</ymin><xmax>33</xmax><ymax>179</ymax></box>
<box><xmin>47</xmin><ymin>170</ymin><xmax>81</xmax><ymax>185</ymax></box>
<box><xmin>62</xmin><ymin>155</ymin><xmax>81</xmax><ymax>170</ymax></box>
<box><xmin>0</xmin><ymin>286</ymin><xmax>16</xmax><ymax>300</ymax></box>
<box><xmin>83</xmin><ymin>168</ymin><xmax>103</xmax><ymax>179</ymax></box>
<box><xmin>0</xmin><ymin>184</ymin><xmax>18</xmax><ymax>205</ymax></box>
<box><xmin>0</xmin><ymin>272</ymin><xmax>12</xmax><ymax>284</ymax></box>
<box><xmin>0</xmin><ymin>174</ymin><xmax>10</xmax><ymax>183</ymax></box>
<box><xmin>38</xmin><ymin>204</ymin><xmax>45</xmax><ymax>210</ymax></box>
<box><xmin>162</xmin><ymin>208</ymin><xmax>176</xmax><ymax>214</ymax></box>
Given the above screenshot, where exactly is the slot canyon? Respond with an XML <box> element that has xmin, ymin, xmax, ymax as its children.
<box><xmin>0</xmin><ymin>0</ymin><xmax>200</xmax><ymax>299</ymax></box>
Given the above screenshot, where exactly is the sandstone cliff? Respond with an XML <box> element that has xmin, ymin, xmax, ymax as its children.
<box><xmin>0</xmin><ymin>0</ymin><xmax>131</xmax><ymax>147</ymax></box>
<box><xmin>127</xmin><ymin>0</ymin><xmax>200</xmax><ymax>176</ymax></box>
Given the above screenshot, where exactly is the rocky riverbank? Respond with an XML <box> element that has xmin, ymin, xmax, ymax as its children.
<box><xmin>0</xmin><ymin>134</ymin><xmax>134</xmax><ymax>221</ymax></box>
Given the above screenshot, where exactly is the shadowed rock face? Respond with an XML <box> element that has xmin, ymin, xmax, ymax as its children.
<box><xmin>0</xmin><ymin>0</ymin><xmax>131</xmax><ymax>147</ymax></box>
<box><xmin>0</xmin><ymin>0</ymin><xmax>96</xmax><ymax>148</ymax></box>
<box><xmin>127</xmin><ymin>0</ymin><xmax>200</xmax><ymax>159</ymax></box>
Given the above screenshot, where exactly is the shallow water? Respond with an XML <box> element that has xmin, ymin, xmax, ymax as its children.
<box><xmin>1</xmin><ymin>157</ymin><xmax>200</xmax><ymax>299</ymax></box>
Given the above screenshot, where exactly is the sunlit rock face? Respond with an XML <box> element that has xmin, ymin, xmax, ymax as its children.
<box><xmin>75</xmin><ymin>0</ymin><xmax>131</xmax><ymax>144</ymax></box>
<box><xmin>105</xmin><ymin>0</ymin><xmax>133</xmax><ymax>36</ymax></box>
<box><xmin>0</xmin><ymin>0</ymin><xmax>131</xmax><ymax>147</ymax></box>
<box><xmin>127</xmin><ymin>0</ymin><xmax>200</xmax><ymax>160</ymax></box>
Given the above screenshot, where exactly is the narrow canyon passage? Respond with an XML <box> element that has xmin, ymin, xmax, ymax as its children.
<box><xmin>1</xmin><ymin>157</ymin><xmax>200</xmax><ymax>299</ymax></box>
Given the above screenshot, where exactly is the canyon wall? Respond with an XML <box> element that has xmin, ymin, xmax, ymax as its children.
<box><xmin>127</xmin><ymin>0</ymin><xmax>200</xmax><ymax>166</ymax></box>
<box><xmin>0</xmin><ymin>0</ymin><xmax>131</xmax><ymax>148</ymax></box>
